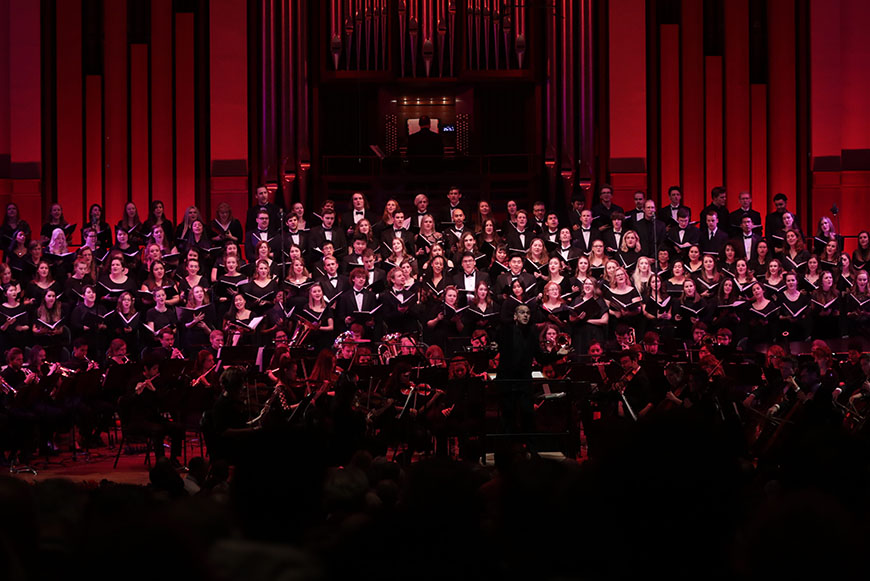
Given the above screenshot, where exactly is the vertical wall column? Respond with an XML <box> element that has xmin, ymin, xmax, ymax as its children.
<box><xmin>607</xmin><ymin>0</ymin><xmax>647</xmax><ymax>206</ymax></box>
<box><xmin>55</xmin><ymin>0</ymin><xmax>83</xmax><ymax>224</ymax></box>
<box><xmin>3</xmin><ymin>0</ymin><xmax>41</xmax><ymax>227</ymax></box>
<box><xmin>210</xmin><ymin>0</ymin><xmax>249</xmax><ymax>221</ymax></box>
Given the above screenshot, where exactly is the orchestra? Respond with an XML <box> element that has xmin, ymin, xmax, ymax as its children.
<box><xmin>2</xmin><ymin>188</ymin><xmax>870</xmax><ymax>471</ymax></box>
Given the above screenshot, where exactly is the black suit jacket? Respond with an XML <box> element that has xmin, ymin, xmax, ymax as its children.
<box><xmin>245</xmin><ymin>229</ymin><xmax>279</xmax><ymax>262</ymax></box>
<box><xmin>572</xmin><ymin>227</ymin><xmax>600</xmax><ymax>254</ymax></box>
<box><xmin>309</xmin><ymin>226</ymin><xmax>348</xmax><ymax>257</ymax></box>
<box><xmin>315</xmin><ymin>274</ymin><xmax>351</xmax><ymax>302</ymax></box>
<box><xmin>657</xmin><ymin>204</ymin><xmax>691</xmax><ymax>228</ymax></box>
<box><xmin>505</xmin><ymin>228</ymin><xmax>534</xmax><ymax>252</ymax></box>
<box><xmin>734</xmin><ymin>233</ymin><xmax>762</xmax><ymax>261</ymax></box>
<box><xmin>728</xmin><ymin>208</ymin><xmax>763</xmax><ymax>237</ymax></box>
<box><xmin>698</xmin><ymin>228</ymin><xmax>729</xmax><ymax>256</ymax></box>
<box><xmin>451</xmin><ymin>271</ymin><xmax>491</xmax><ymax>304</ymax></box>
<box><xmin>407</xmin><ymin>127</ymin><xmax>444</xmax><ymax>157</ymax></box>
<box><xmin>340</xmin><ymin>209</ymin><xmax>378</xmax><ymax>236</ymax></box>
<box><xmin>380</xmin><ymin>227</ymin><xmax>416</xmax><ymax>255</ymax></box>
<box><xmin>494</xmin><ymin>271</ymin><xmax>537</xmax><ymax>297</ymax></box>
<box><xmin>279</xmin><ymin>229</ymin><xmax>309</xmax><ymax>257</ymax></box>
<box><xmin>666</xmin><ymin>225</ymin><xmax>701</xmax><ymax>256</ymax></box>
<box><xmin>600</xmin><ymin>228</ymin><xmax>626</xmax><ymax>256</ymax></box>
<box><xmin>245</xmin><ymin>202</ymin><xmax>282</xmax><ymax>233</ymax></box>
<box><xmin>439</xmin><ymin>203</ymin><xmax>471</xmax><ymax>230</ymax></box>
<box><xmin>633</xmin><ymin>218</ymin><xmax>668</xmax><ymax>257</ymax></box>
<box><xmin>336</xmin><ymin>287</ymin><xmax>378</xmax><ymax>330</ymax></box>
<box><xmin>590</xmin><ymin>203</ymin><xmax>625</xmax><ymax>229</ymax></box>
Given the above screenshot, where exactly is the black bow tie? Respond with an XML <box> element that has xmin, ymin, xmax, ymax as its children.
<box><xmin>354</xmin><ymin>290</ymin><xmax>364</xmax><ymax>295</ymax></box>
<box><xmin>582</xmin><ymin>228</ymin><xmax>591</xmax><ymax>232</ymax></box>
<box><xmin>465</xmin><ymin>273</ymin><xmax>475</xmax><ymax>278</ymax></box>
<box><xmin>329</xmin><ymin>276</ymin><xmax>337</xmax><ymax>281</ymax></box>
<box><xmin>744</xmin><ymin>235</ymin><xmax>753</xmax><ymax>239</ymax></box>
<box><xmin>355</xmin><ymin>210</ymin><xmax>363</xmax><ymax>215</ymax></box>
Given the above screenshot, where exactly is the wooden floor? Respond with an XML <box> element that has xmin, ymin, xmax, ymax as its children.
<box><xmin>6</xmin><ymin>439</ymin><xmax>205</xmax><ymax>487</ymax></box>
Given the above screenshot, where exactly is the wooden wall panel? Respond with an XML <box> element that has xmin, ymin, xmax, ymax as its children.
<box><xmin>103</xmin><ymin>0</ymin><xmax>127</xmax><ymax>224</ymax></box>
<box><xmin>55</xmin><ymin>0</ymin><xmax>83</xmax><ymax>225</ymax></box>
<box><xmin>723</xmin><ymin>0</ymin><xmax>750</xmax><ymax>196</ymax></box>
<box><xmin>750</xmin><ymin>84</ymin><xmax>767</xmax><ymax>206</ymax></box>
<box><xmin>659</xmin><ymin>24</ymin><xmax>680</xmax><ymax>204</ymax></box>
<box><xmin>84</xmin><ymin>75</ymin><xmax>103</xmax><ymax>215</ymax></box>
<box><xmin>129</xmin><ymin>45</ymin><xmax>150</xmax><ymax>217</ymax></box>
<box><xmin>608</xmin><ymin>0</ymin><xmax>647</xmax><ymax>165</ymax></box>
<box><xmin>768</xmin><ymin>0</ymin><xmax>796</xmax><ymax>210</ymax></box>
<box><xmin>151</xmin><ymin>0</ymin><xmax>174</xmax><ymax>215</ymax></box>
<box><xmin>680</xmin><ymin>0</ymin><xmax>704</xmax><ymax>213</ymax></box>
<box><xmin>704</xmin><ymin>56</ymin><xmax>723</xmax><ymax>198</ymax></box>
<box><xmin>174</xmin><ymin>13</ymin><xmax>196</xmax><ymax>219</ymax></box>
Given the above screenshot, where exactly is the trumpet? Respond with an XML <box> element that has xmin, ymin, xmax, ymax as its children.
<box><xmin>0</xmin><ymin>374</ymin><xmax>17</xmax><ymax>395</ymax></box>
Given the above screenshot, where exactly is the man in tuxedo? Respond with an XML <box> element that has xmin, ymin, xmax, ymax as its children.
<box><xmin>531</xmin><ymin>201</ymin><xmax>548</xmax><ymax>234</ymax></box>
<box><xmin>572</xmin><ymin>209</ymin><xmax>600</xmax><ymax>254</ymax></box>
<box><xmin>736</xmin><ymin>215</ymin><xmax>761</xmax><ymax>261</ymax></box>
<box><xmin>341</xmin><ymin>235</ymin><xmax>369</xmax><ymax>274</ymax></box>
<box><xmin>496</xmin><ymin>304</ymin><xmax>568</xmax><ymax>435</ymax></box>
<box><xmin>337</xmin><ymin>267</ymin><xmax>379</xmax><ymax>334</ymax></box>
<box><xmin>442</xmin><ymin>207</ymin><xmax>471</xmax><ymax>251</ymax></box>
<box><xmin>625</xmin><ymin>191</ymin><xmax>647</xmax><ymax>227</ymax></box>
<box><xmin>699</xmin><ymin>211</ymin><xmax>728</xmax><ymax>256</ymax></box>
<box><xmin>600</xmin><ymin>212</ymin><xmax>627</xmax><ymax>256</ymax></box>
<box><xmin>452</xmin><ymin>252</ymin><xmax>491</xmax><ymax>304</ymax></box>
<box><xmin>632</xmin><ymin>199</ymin><xmax>667</xmax><ymax>258</ymax></box>
<box><xmin>658</xmin><ymin>185</ymin><xmax>691</xmax><ymax>227</ymax></box>
<box><xmin>591</xmin><ymin>184</ymin><xmax>624</xmax><ymax>230</ymax></box>
<box><xmin>505</xmin><ymin>210</ymin><xmax>534</xmax><ymax>251</ymax></box>
<box><xmin>494</xmin><ymin>254</ymin><xmax>536</xmax><ymax>297</ymax></box>
<box><xmin>246</xmin><ymin>209</ymin><xmax>278</xmax><ymax>262</ymax></box>
<box><xmin>315</xmin><ymin>256</ymin><xmax>350</xmax><ymax>303</ymax></box>
<box><xmin>340</xmin><ymin>192</ymin><xmax>377</xmax><ymax>237</ymax></box>
<box><xmin>568</xmin><ymin>195</ymin><xmax>586</xmax><ymax>232</ymax></box>
<box><xmin>765</xmin><ymin>193</ymin><xmax>795</xmax><ymax>241</ymax></box>
<box><xmin>439</xmin><ymin>186</ymin><xmax>470</xmax><ymax>229</ymax></box>
<box><xmin>700</xmin><ymin>186</ymin><xmax>730</xmax><ymax>235</ymax></box>
<box><xmin>666</xmin><ymin>208</ymin><xmax>701</xmax><ymax>257</ymax></box>
<box><xmin>309</xmin><ymin>209</ymin><xmax>347</xmax><ymax>258</ymax></box>
<box><xmin>379</xmin><ymin>209</ymin><xmax>415</xmax><ymax>251</ymax></box>
<box><xmin>280</xmin><ymin>212</ymin><xmax>308</xmax><ymax>258</ymax></box>
<box><xmin>407</xmin><ymin>115</ymin><xmax>443</xmax><ymax>173</ymax></box>
<box><xmin>411</xmin><ymin>193</ymin><xmax>431</xmax><ymax>232</ymax></box>
<box><xmin>245</xmin><ymin>186</ymin><xmax>281</xmax><ymax>233</ymax></box>
<box><xmin>540</xmin><ymin>212</ymin><xmax>561</xmax><ymax>247</ymax></box>
<box><xmin>728</xmin><ymin>191</ymin><xmax>763</xmax><ymax>238</ymax></box>
<box><xmin>362</xmin><ymin>250</ymin><xmax>387</xmax><ymax>294</ymax></box>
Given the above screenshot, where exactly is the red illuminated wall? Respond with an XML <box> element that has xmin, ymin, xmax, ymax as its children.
<box><xmin>810</xmin><ymin>0</ymin><xmax>870</xmax><ymax>251</ymax></box>
<box><xmin>0</xmin><ymin>0</ymin><xmax>41</xmax><ymax>227</ymax></box>
<box><xmin>26</xmin><ymin>0</ymin><xmax>241</xmax><ymax>230</ymax></box>
<box><xmin>603</xmin><ymin>0</ymin><xmax>808</xmax><ymax>228</ymax></box>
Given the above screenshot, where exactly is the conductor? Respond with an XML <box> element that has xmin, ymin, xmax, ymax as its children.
<box><xmin>496</xmin><ymin>305</ymin><xmax>568</xmax><ymax>434</ymax></box>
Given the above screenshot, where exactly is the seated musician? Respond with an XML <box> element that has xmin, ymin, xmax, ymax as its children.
<box><xmin>426</xmin><ymin>355</ymin><xmax>485</xmax><ymax>460</ymax></box>
<box><xmin>121</xmin><ymin>355</ymin><xmax>184</xmax><ymax>468</ymax></box>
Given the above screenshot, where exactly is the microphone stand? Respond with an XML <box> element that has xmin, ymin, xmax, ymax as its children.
<box><xmin>279</xmin><ymin>207</ymin><xmax>287</xmax><ymax>284</ymax></box>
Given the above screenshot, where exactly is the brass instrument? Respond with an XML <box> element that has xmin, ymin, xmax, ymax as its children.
<box><xmin>288</xmin><ymin>318</ymin><xmax>313</xmax><ymax>347</ymax></box>
<box><xmin>0</xmin><ymin>374</ymin><xmax>17</xmax><ymax>395</ymax></box>
<box><xmin>619</xmin><ymin>327</ymin><xmax>636</xmax><ymax>351</ymax></box>
<box><xmin>333</xmin><ymin>330</ymin><xmax>356</xmax><ymax>352</ymax></box>
<box><xmin>377</xmin><ymin>333</ymin><xmax>403</xmax><ymax>364</ymax></box>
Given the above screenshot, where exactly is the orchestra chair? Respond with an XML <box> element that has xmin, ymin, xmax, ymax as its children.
<box><xmin>113</xmin><ymin>394</ymin><xmax>155</xmax><ymax>469</ymax></box>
